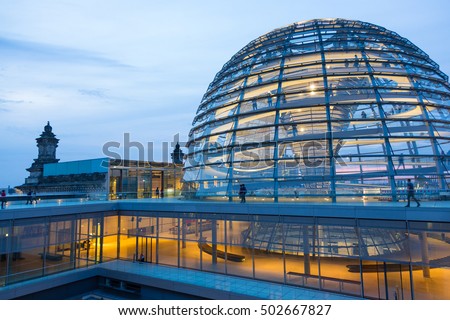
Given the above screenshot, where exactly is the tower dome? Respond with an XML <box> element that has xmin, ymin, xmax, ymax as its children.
<box><xmin>44</xmin><ymin>121</ymin><xmax>53</xmax><ymax>134</ymax></box>
<box><xmin>183</xmin><ymin>18</ymin><xmax>450</xmax><ymax>202</ymax></box>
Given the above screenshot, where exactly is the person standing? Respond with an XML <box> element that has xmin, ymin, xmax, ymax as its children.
<box><xmin>239</xmin><ymin>184</ymin><xmax>247</xmax><ymax>203</ymax></box>
<box><xmin>252</xmin><ymin>99</ymin><xmax>258</xmax><ymax>110</ymax></box>
<box><xmin>1</xmin><ymin>190</ymin><xmax>6</xmax><ymax>209</ymax></box>
<box><xmin>26</xmin><ymin>191</ymin><xmax>32</xmax><ymax>204</ymax></box>
<box><xmin>31</xmin><ymin>191</ymin><xmax>37</xmax><ymax>204</ymax></box>
<box><xmin>397</xmin><ymin>153</ymin><xmax>405</xmax><ymax>170</ymax></box>
<box><xmin>405</xmin><ymin>178</ymin><xmax>420</xmax><ymax>207</ymax></box>
<box><xmin>267</xmin><ymin>95</ymin><xmax>273</xmax><ymax>107</ymax></box>
<box><xmin>155</xmin><ymin>187</ymin><xmax>160</xmax><ymax>198</ymax></box>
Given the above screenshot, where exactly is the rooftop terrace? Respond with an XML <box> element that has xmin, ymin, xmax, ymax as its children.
<box><xmin>2</xmin><ymin>197</ymin><xmax>449</xmax><ymax>300</ymax></box>
<box><xmin>1</xmin><ymin>198</ymin><xmax>450</xmax><ymax>223</ymax></box>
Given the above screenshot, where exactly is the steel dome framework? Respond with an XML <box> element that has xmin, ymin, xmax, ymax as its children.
<box><xmin>183</xmin><ymin>18</ymin><xmax>450</xmax><ymax>202</ymax></box>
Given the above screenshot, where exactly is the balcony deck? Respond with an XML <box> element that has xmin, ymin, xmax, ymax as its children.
<box><xmin>1</xmin><ymin>197</ymin><xmax>450</xmax><ymax>223</ymax></box>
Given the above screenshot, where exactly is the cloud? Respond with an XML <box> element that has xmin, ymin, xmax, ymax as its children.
<box><xmin>0</xmin><ymin>36</ymin><xmax>129</xmax><ymax>68</ymax></box>
<box><xmin>78</xmin><ymin>88</ymin><xmax>108</xmax><ymax>99</ymax></box>
<box><xmin>0</xmin><ymin>98</ymin><xmax>25</xmax><ymax>113</ymax></box>
<box><xmin>0</xmin><ymin>98</ymin><xmax>24</xmax><ymax>104</ymax></box>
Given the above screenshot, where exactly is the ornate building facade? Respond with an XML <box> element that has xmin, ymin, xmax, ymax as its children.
<box><xmin>23</xmin><ymin>121</ymin><xmax>59</xmax><ymax>186</ymax></box>
<box><xmin>17</xmin><ymin>123</ymin><xmax>184</xmax><ymax>198</ymax></box>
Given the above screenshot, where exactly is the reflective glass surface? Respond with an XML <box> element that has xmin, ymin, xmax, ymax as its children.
<box><xmin>184</xmin><ymin>19</ymin><xmax>450</xmax><ymax>201</ymax></box>
<box><xmin>2</xmin><ymin>208</ymin><xmax>449</xmax><ymax>299</ymax></box>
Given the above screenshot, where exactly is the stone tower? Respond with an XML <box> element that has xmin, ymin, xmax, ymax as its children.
<box><xmin>171</xmin><ymin>142</ymin><xmax>184</xmax><ymax>165</ymax></box>
<box><xmin>25</xmin><ymin>121</ymin><xmax>60</xmax><ymax>185</ymax></box>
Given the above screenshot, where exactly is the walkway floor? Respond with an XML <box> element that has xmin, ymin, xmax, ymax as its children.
<box><xmin>3</xmin><ymin>197</ymin><xmax>450</xmax><ymax>210</ymax></box>
<box><xmin>0</xmin><ymin>260</ymin><xmax>358</xmax><ymax>300</ymax></box>
<box><xmin>101</xmin><ymin>260</ymin><xmax>359</xmax><ymax>300</ymax></box>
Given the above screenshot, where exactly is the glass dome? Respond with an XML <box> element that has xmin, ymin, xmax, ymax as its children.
<box><xmin>183</xmin><ymin>18</ymin><xmax>450</xmax><ymax>202</ymax></box>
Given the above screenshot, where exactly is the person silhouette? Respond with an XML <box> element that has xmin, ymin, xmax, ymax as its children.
<box><xmin>257</xmin><ymin>75</ymin><xmax>263</xmax><ymax>84</ymax></box>
<box><xmin>1</xmin><ymin>190</ymin><xmax>6</xmax><ymax>209</ymax></box>
<box><xmin>353</xmin><ymin>54</ymin><xmax>360</xmax><ymax>70</ymax></box>
<box><xmin>267</xmin><ymin>95</ymin><xmax>273</xmax><ymax>107</ymax></box>
<box><xmin>26</xmin><ymin>191</ymin><xmax>32</xmax><ymax>204</ymax></box>
<box><xmin>405</xmin><ymin>178</ymin><xmax>420</xmax><ymax>207</ymax></box>
<box><xmin>239</xmin><ymin>184</ymin><xmax>247</xmax><ymax>203</ymax></box>
<box><xmin>397</xmin><ymin>154</ymin><xmax>405</xmax><ymax>170</ymax></box>
<box><xmin>31</xmin><ymin>191</ymin><xmax>37</xmax><ymax>204</ymax></box>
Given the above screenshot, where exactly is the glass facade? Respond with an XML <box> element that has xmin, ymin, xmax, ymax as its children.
<box><xmin>108</xmin><ymin>160</ymin><xmax>183</xmax><ymax>200</ymax></box>
<box><xmin>44</xmin><ymin>158</ymin><xmax>108</xmax><ymax>176</ymax></box>
<box><xmin>38</xmin><ymin>158</ymin><xmax>183</xmax><ymax>200</ymax></box>
<box><xmin>183</xmin><ymin>18</ymin><xmax>450</xmax><ymax>202</ymax></box>
<box><xmin>1</xmin><ymin>208</ymin><xmax>450</xmax><ymax>299</ymax></box>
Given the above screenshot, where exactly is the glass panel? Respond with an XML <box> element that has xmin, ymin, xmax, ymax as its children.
<box><xmin>158</xmin><ymin>216</ymin><xmax>179</xmax><ymax>267</ymax></box>
<box><xmin>284</xmin><ymin>53</ymin><xmax>322</xmax><ymax>67</ymax></box>
<box><xmin>0</xmin><ymin>222</ymin><xmax>9</xmax><ymax>286</ymax></box>
<box><xmin>251</xmin><ymin>59</ymin><xmax>280</xmax><ymax>73</ymax></box>
<box><xmin>247</xmin><ymin>70</ymin><xmax>279</xmax><ymax>86</ymax></box>
<box><xmin>243</xmin><ymin>83</ymin><xmax>278</xmax><ymax>101</ymax></box>
<box><xmin>285</xmin><ymin>223</ymin><xmax>320</xmax><ymax>290</ymax></box>
<box><xmin>361</xmin><ymin>260</ymin><xmax>387</xmax><ymax>299</ymax></box>
<box><xmin>9</xmin><ymin>219</ymin><xmax>46</xmax><ymax>282</ymax></box>
<box><xmin>237</xmin><ymin>111</ymin><xmax>275</xmax><ymax>129</ymax></box>
<box><xmin>233</xmin><ymin>145</ymin><xmax>274</xmax><ymax>163</ymax></box>
<box><xmin>225</xmin><ymin>218</ymin><xmax>253</xmax><ymax>279</ymax></box>
<box><xmin>214</xmin><ymin>104</ymin><xmax>238</xmax><ymax>120</ymax></box>
<box><xmin>385</xmin><ymin>263</ymin><xmax>412</xmax><ymax>300</ymax></box>
<box><xmin>103</xmin><ymin>235</ymin><xmax>117</xmax><ymax>261</ymax></box>
<box><xmin>197</xmin><ymin>217</ymin><xmax>225</xmax><ymax>274</ymax></box>
<box><xmin>251</xmin><ymin>216</ymin><xmax>283</xmax><ymax>283</ymax></box>
<box><xmin>178</xmin><ymin>214</ymin><xmax>201</xmax><ymax>269</ymax></box>
<box><xmin>283</xmin><ymin>65</ymin><xmax>323</xmax><ymax>80</ymax></box>
<box><xmin>282</xmin><ymin>78</ymin><xmax>324</xmax><ymax>94</ymax></box>
<box><xmin>234</xmin><ymin>126</ymin><xmax>274</xmax><ymax>144</ymax></box>
<box><xmin>408</xmin><ymin>230</ymin><xmax>450</xmax><ymax>299</ymax></box>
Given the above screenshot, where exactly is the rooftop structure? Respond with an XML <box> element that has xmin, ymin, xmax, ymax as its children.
<box><xmin>17</xmin><ymin>123</ymin><xmax>184</xmax><ymax>198</ymax></box>
<box><xmin>2</xmin><ymin>18</ymin><xmax>450</xmax><ymax>301</ymax></box>
<box><xmin>0</xmin><ymin>199</ymin><xmax>449</xmax><ymax>299</ymax></box>
<box><xmin>22</xmin><ymin>121</ymin><xmax>59</xmax><ymax>186</ymax></box>
<box><xmin>16</xmin><ymin>158</ymin><xmax>183</xmax><ymax>200</ymax></box>
<box><xmin>171</xmin><ymin>142</ymin><xmax>185</xmax><ymax>165</ymax></box>
<box><xmin>183</xmin><ymin>18</ymin><xmax>450</xmax><ymax>202</ymax></box>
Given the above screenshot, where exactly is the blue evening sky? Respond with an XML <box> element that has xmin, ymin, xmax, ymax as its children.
<box><xmin>0</xmin><ymin>0</ymin><xmax>449</xmax><ymax>187</ymax></box>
